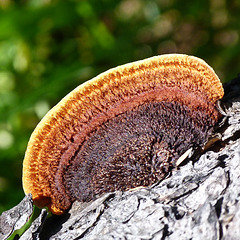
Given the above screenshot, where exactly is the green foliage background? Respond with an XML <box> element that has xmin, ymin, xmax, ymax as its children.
<box><xmin>0</xmin><ymin>0</ymin><xmax>240</xmax><ymax>213</ymax></box>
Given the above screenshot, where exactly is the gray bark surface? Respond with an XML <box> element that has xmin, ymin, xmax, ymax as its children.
<box><xmin>0</xmin><ymin>194</ymin><xmax>33</xmax><ymax>240</ymax></box>
<box><xmin>0</xmin><ymin>77</ymin><xmax>239</xmax><ymax>240</ymax></box>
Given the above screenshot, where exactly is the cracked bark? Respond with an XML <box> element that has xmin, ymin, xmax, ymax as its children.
<box><xmin>0</xmin><ymin>76</ymin><xmax>240</xmax><ymax>240</ymax></box>
<box><xmin>0</xmin><ymin>194</ymin><xmax>33</xmax><ymax>240</ymax></box>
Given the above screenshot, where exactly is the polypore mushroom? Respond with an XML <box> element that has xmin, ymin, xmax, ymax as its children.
<box><xmin>22</xmin><ymin>54</ymin><xmax>224</xmax><ymax>215</ymax></box>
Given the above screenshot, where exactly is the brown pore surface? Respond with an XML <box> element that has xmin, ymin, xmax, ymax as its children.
<box><xmin>22</xmin><ymin>54</ymin><xmax>224</xmax><ymax>214</ymax></box>
<box><xmin>63</xmin><ymin>99</ymin><xmax>216</xmax><ymax>206</ymax></box>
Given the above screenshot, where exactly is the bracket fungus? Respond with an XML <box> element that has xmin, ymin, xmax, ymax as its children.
<box><xmin>22</xmin><ymin>54</ymin><xmax>224</xmax><ymax>214</ymax></box>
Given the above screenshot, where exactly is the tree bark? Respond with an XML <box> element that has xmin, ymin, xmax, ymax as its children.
<box><xmin>1</xmin><ymin>76</ymin><xmax>240</xmax><ymax>240</ymax></box>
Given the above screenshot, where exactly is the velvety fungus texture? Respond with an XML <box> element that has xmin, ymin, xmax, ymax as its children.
<box><xmin>22</xmin><ymin>54</ymin><xmax>224</xmax><ymax>214</ymax></box>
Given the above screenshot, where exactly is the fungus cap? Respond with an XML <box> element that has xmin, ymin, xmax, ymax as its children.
<box><xmin>22</xmin><ymin>54</ymin><xmax>224</xmax><ymax>214</ymax></box>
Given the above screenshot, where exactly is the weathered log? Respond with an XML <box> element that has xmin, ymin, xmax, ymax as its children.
<box><xmin>1</xmin><ymin>76</ymin><xmax>240</xmax><ymax>240</ymax></box>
